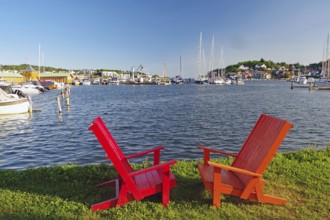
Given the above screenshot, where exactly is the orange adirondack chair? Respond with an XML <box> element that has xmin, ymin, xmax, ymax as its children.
<box><xmin>197</xmin><ymin>114</ymin><xmax>293</xmax><ymax>207</ymax></box>
<box><xmin>89</xmin><ymin>116</ymin><xmax>177</xmax><ymax>211</ymax></box>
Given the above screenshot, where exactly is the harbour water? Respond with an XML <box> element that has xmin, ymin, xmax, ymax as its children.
<box><xmin>1</xmin><ymin>80</ymin><xmax>329</xmax><ymax>170</ymax></box>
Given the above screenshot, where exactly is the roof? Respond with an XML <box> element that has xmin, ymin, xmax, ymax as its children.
<box><xmin>40</xmin><ymin>71</ymin><xmax>72</xmax><ymax>77</ymax></box>
<box><xmin>0</xmin><ymin>71</ymin><xmax>23</xmax><ymax>78</ymax></box>
<box><xmin>24</xmin><ymin>65</ymin><xmax>36</xmax><ymax>72</ymax></box>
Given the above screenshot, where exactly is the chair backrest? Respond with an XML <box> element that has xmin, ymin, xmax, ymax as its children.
<box><xmin>88</xmin><ymin>117</ymin><xmax>134</xmax><ymax>175</ymax></box>
<box><xmin>232</xmin><ymin>114</ymin><xmax>293</xmax><ymax>186</ymax></box>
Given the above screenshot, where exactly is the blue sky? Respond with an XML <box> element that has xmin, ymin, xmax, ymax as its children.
<box><xmin>1</xmin><ymin>0</ymin><xmax>330</xmax><ymax>77</ymax></box>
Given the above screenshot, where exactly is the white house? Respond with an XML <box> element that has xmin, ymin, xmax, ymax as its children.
<box><xmin>238</xmin><ymin>65</ymin><xmax>249</xmax><ymax>70</ymax></box>
<box><xmin>101</xmin><ymin>71</ymin><xmax>118</xmax><ymax>77</ymax></box>
<box><xmin>255</xmin><ymin>64</ymin><xmax>267</xmax><ymax>69</ymax></box>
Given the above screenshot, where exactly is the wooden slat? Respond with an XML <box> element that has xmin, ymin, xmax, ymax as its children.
<box><xmin>146</xmin><ymin>171</ymin><xmax>159</xmax><ymax>187</ymax></box>
<box><xmin>134</xmin><ymin>173</ymin><xmax>149</xmax><ymax>190</ymax></box>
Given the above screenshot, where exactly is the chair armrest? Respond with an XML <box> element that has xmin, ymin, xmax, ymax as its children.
<box><xmin>126</xmin><ymin>146</ymin><xmax>164</xmax><ymax>159</ymax></box>
<box><xmin>129</xmin><ymin>160</ymin><xmax>177</xmax><ymax>177</ymax></box>
<box><xmin>198</xmin><ymin>145</ymin><xmax>237</xmax><ymax>157</ymax></box>
<box><xmin>126</xmin><ymin>146</ymin><xmax>165</xmax><ymax>165</ymax></box>
<box><xmin>208</xmin><ymin>161</ymin><xmax>262</xmax><ymax>177</ymax></box>
<box><xmin>198</xmin><ymin>145</ymin><xmax>237</xmax><ymax>165</ymax></box>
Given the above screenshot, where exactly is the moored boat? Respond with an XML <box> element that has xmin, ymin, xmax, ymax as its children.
<box><xmin>92</xmin><ymin>78</ymin><xmax>100</xmax><ymax>85</ymax></box>
<box><xmin>82</xmin><ymin>79</ymin><xmax>91</xmax><ymax>86</ymax></box>
<box><xmin>0</xmin><ymin>86</ymin><xmax>32</xmax><ymax>115</ymax></box>
<box><xmin>11</xmin><ymin>82</ymin><xmax>43</xmax><ymax>95</ymax></box>
<box><xmin>40</xmin><ymin>80</ymin><xmax>58</xmax><ymax>90</ymax></box>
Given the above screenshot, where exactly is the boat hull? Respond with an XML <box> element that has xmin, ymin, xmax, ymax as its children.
<box><xmin>0</xmin><ymin>98</ymin><xmax>31</xmax><ymax>115</ymax></box>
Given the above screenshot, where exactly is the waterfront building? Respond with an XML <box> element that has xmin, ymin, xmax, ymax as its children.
<box><xmin>0</xmin><ymin>70</ymin><xmax>24</xmax><ymax>83</ymax></box>
<box><xmin>21</xmin><ymin>65</ymin><xmax>38</xmax><ymax>81</ymax></box>
<box><xmin>39</xmin><ymin>72</ymin><xmax>73</xmax><ymax>84</ymax></box>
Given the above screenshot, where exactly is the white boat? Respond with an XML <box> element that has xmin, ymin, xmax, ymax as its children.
<box><xmin>213</xmin><ymin>78</ymin><xmax>225</xmax><ymax>84</ymax></box>
<box><xmin>172</xmin><ymin>56</ymin><xmax>184</xmax><ymax>84</ymax></box>
<box><xmin>92</xmin><ymin>78</ymin><xmax>100</xmax><ymax>85</ymax></box>
<box><xmin>195</xmin><ymin>75</ymin><xmax>209</xmax><ymax>84</ymax></box>
<box><xmin>11</xmin><ymin>83</ymin><xmax>42</xmax><ymax>95</ymax></box>
<box><xmin>0</xmin><ymin>86</ymin><xmax>32</xmax><ymax>115</ymax></box>
<box><xmin>295</xmin><ymin>71</ymin><xmax>307</xmax><ymax>84</ymax></box>
<box><xmin>109</xmin><ymin>79</ymin><xmax>119</xmax><ymax>85</ymax></box>
<box><xmin>234</xmin><ymin>74</ymin><xmax>244</xmax><ymax>85</ymax></box>
<box><xmin>224</xmin><ymin>78</ymin><xmax>232</xmax><ymax>85</ymax></box>
<box><xmin>55</xmin><ymin>81</ymin><xmax>65</xmax><ymax>89</ymax></box>
<box><xmin>297</xmin><ymin>76</ymin><xmax>307</xmax><ymax>84</ymax></box>
<box><xmin>172</xmin><ymin>75</ymin><xmax>184</xmax><ymax>84</ymax></box>
<box><xmin>82</xmin><ymin>79</ymin><xmax>91</xmax><ymax>86</ymax></box>
<box><xmin>236</xmin><ymin>78</ymin><xmax>245</xmax><ymax>85</ymax></box>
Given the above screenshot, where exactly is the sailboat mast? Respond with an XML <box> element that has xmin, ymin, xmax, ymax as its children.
<box><xmin>210</xmin><ymin>35</ymin><xmax>215</xmax><ymax>79</ymax></box>
<box><xmin>180</xmin><ymin>56</ymin><xmax>182</xmax><ymax>75</ymax></box>
<box><xmin>322</xmin><ymin>41</ymin><xmax>325</xmax><ymax>77</ymax></box>
<box><xmin>219</xmin><ymin>45</ymin><xmax>224</xmax><ymax>77</ymax></box>
<box><xmin>38</xmin><ymin>43</ymin><xmax>40</xmax><ymax>80</ymax></box>
<box><xmin>42</xmin><ymin>50</ymin><xmax>45</xmax><ymax>73</ymax></box>
<box><xmin>326</xmin><ymin>33</ymin><xmax>329</xmax><ymax>79</ymax></box>
<box><xmin>202</xmin><ymin>49</ymin><xmax>206</xmax><ymax>76</ymax></box>
<box><xmin>198</xmin><ymin>32</ymin><xmax>202</xmax><ymax>76</ymax></box>
<box><xmin>132</xmin><ymin>66</ymin><xmax>135</xmax><ymax>82</ymax></box>
<box><xmin>163</xmin><ymin>60</ymin><xmax>166</xmax><ymax>82</ymax></box>
<box><xmin>179</xmin><ymin>56</ymin><xmax>182</xmax><ymax>77</ymax></box>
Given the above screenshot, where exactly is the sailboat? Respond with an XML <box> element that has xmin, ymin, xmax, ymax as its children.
<box><xmin>158</xmin><ymin>60</ymin><xmax>171</xmax><ymax>85</ymax></box>
<box><xmin>207</xmin><ymin>35</ymin><xmax>216</xmax><ymax>84</ymax></box>
<box><xmin>172</xmin><ymin>56</ymin><xmax>184</xmax><ymax>84</ymax></box>
<box><xmin>315</xmin><ymin>33</ymin><xmax>330</xmax><ymax>88</ymax></box>
<box><xmin>195</xmin><ymin>32</ymin><xmax>208</xmax><ymax>84</ymax></box>
<box><xmin>214</xmin><ymin>45</ymin><xmax>226</xmax><ymax>85</ymax></box>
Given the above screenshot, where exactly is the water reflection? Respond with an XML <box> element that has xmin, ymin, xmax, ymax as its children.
<box><xmin>0</xmin><ymin>113</ymin><xmax>32</xmax><ymax>136</ymax></box>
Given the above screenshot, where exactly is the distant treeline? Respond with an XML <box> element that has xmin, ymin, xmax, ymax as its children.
<box><xmin>0</xmin><ymin>64</ymin><xmax>124</xmax><ymax>75</ymax></box>
<box><xmin>224</xmin><ymin>58</ymin><xmax>322</xmax><ymax>73</ymax></box>
<box><xmin>0</xmin><ymin>64</ymin><xmax>69</xmax><ymax>72</ymax></box>
<box><xmin>1</xmin><ymin>59</ymin><xmax>324</xmax><ymax>74</ymax></box>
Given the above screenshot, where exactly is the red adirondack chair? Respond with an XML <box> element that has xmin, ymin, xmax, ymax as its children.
<box><xmin>89</xmin><ymin>116</ymin><xmax>177</xmax><ymax>211</ymax></box>
<box><xmin>197</xmin><ymin>114</ymin><xmax>293</xmax><ymax>207</ymax></box>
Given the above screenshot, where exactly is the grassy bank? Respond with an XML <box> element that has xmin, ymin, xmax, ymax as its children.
<box><xmin>0</xmin><ymin>146</ymin><xmax>329</xmax><ymax>220</ymax></box>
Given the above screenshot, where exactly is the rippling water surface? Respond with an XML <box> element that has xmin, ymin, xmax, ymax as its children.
<box><xmin>1</xmin><ymin>80</ymin><xmax>329</xmax><ymax>170</ymax></box>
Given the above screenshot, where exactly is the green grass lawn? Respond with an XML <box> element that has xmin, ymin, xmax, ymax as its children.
<box><xmin>0</xmin><ymin>146</ymin><xmax>329</xmax><ymax>220</ymax></box>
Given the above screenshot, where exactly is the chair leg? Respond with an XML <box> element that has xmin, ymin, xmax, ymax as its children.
<box><xmin>241</xmin><ymin>177</ymin><xmax>260</xmax><ymax>199</ymax></box>
<box><xmin>262</xmin><ymin>195</ymin><xmax>287</xmax><ymax>205</ymax></box>
<box><xmin>91</xmin><ymin>199</ymin><xmax>118</xmax><ymax>211</ymax></box>
<box><xmin>95</xmin><ymin>179</ymin><xmax>117</xmax><ymax>188</ymax></box>
<box><xmin>213</xmin><ymin>167</ymin><xmax>222</xmax><ymax>208</ymax></box>
<box><xmin>255</xmin><ymin>182</ymin><xmax>265</xmax><ymax>203</ymax></box>
<box><xmin>116</xmin><ymin>185</ymin><xmax>129</xmax><ymax>206</ymax></box>
<box><xmin>92</xmin><ymin>179</ymin><xmax>121</xmax><ymax>211</ymax></box>
<box><xmin>162</xmin><ymin>167</ymin><xmax>170</xmax><ymax>207</ymax></box>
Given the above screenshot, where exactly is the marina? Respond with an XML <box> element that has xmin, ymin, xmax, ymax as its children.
<box><xmin>0</xmin><ymin>80</ymin><xmax>329</xmax><ymax>170</ymax></box>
